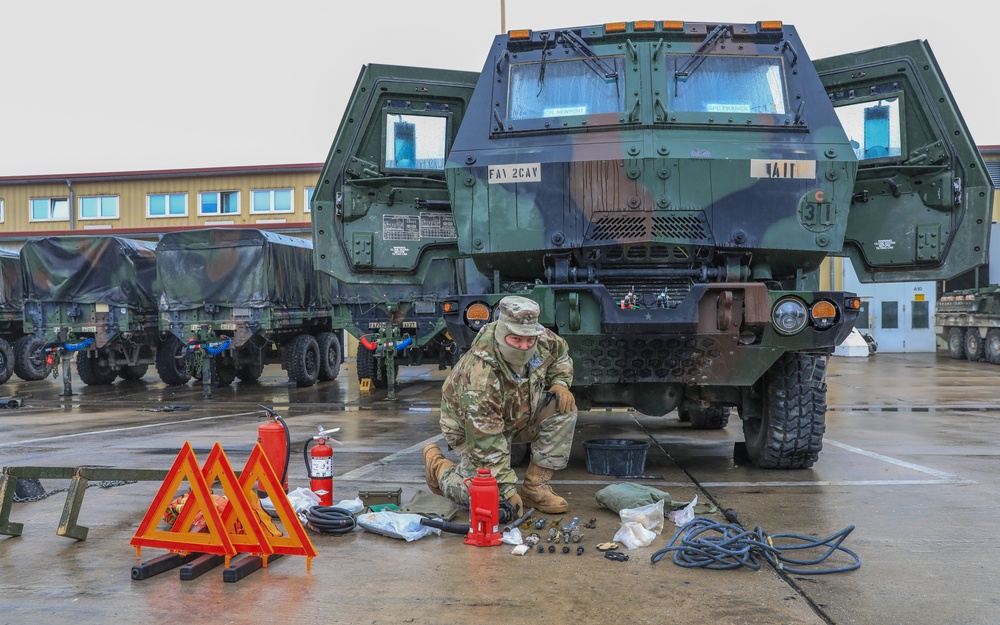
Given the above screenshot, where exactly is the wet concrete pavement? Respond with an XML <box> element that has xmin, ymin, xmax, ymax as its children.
<box><xmin>2</xmin><ymin>352</ymin><xmax>999</xmax><ymax>624</ymax></box>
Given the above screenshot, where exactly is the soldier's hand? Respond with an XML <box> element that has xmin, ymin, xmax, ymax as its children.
<box><xmin>548</xmin><ymin>384</ymin><xmax>576</xmax><ymax>413</ymax></box>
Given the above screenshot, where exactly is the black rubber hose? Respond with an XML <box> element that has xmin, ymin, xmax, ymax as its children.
<box><xmin>276</xmin><ymin>415</ymin><xmax>291</xmax><ymax>488</ymax></box>
<box><xmin>419</xmin><ymin>517</ymin><xmax>469</xmax><ymax>535</ymax></box>
<box><xmin>304</xmin><ymin>506</ymin><xmax>357</xmax><ymax>535</ymax></box>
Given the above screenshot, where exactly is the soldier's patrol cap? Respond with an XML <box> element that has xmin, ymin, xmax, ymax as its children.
<box><xmin>497</xmin><ymin>296</ymin><xmax>545</xmax><ymax>337</ymax></box>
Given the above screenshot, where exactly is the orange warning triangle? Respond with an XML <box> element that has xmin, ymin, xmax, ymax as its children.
<box><xmin>130</xmin><ymin>442</ymin><xmax>235</xmax><ymax>561</ymax></box>
<box><xmin>237</xmin><ymin>444</ymin><xmax>317</xmax><ymax>563</ymax></box>
<box><xmin>200</xmin><ymin>443</ymin><xmax>274</xmax><ymax>559</ymax></box>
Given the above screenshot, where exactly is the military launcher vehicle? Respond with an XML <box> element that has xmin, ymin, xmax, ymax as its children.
<box><xmin>936</xmin><ymin>286</ymin><xmax>1000</xmax><ymax>363</ymax></box>
<box><xmin>0</xmin><ymin>249</ymin><xmax>29</xmax><ymax>385</ymax></box>
<box><xmin>312</xmin><ymin>20</ymin><xmax>992</xmax><ymax>468</ymax></box>
<box><xmin>19</xmin><ymin>236</ymin><xmax>160</xmax><ymax>389</ymax></box>
<box><xmin>156</xmin><ymin>228</ymin><xmax>344</xmax><ymax>391</ymax></box>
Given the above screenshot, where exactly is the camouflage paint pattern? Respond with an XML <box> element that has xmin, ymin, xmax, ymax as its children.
<box><xmin>0</xmin><ymin>250</ymin><xmax>24</xmax><ymax>335</ymax></box>
<box><xmin>437</xmin><ymin>321</ymin><xmax>575</xmax><ymax>502</ymax></box>
<box><xmin>312</xmin><ymin>22</ymin><xmax>990</xmax><ymax>424</ymax></box>
<box><xmin>156</xmin><ymin>228</ymin><xmax>336</xmax><ymax>347</ymax></box>
<box><xmin>19</xmin><ymin>236</ymin><xmax>159</xmax><ymax>349</ymax></box>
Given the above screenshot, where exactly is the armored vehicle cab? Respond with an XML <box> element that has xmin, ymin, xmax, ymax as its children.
<box><xmin>156</xmin><ymin>228</ymin><xmax>344</xmax><ymax>389</ymax></box>
<box><xmin>19</xmin><ymin>236</ymin><xmax>160</xmax><ymax>386</ymax></box>
<box><xmin>313</xmin><ymin>20</ymin><xmax>992</xmax><ymax>468</ymax></box>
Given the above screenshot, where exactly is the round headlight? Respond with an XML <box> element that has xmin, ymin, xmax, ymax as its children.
<box><xmin>772</xmin><ymin>297</ymin><xmax>808</xmax><ymax>335</ymax></box>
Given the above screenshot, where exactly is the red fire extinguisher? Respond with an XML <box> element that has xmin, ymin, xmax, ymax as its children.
<box><xmin>463</xmin><ymin>467</ymin><xmax>502</xmax><ymax>547</ymax></box>
<box><xmin>304</xmin><ymin>426</ymin><xmax>341</xmax><ymax>506</ymax></box>
<box><xmin>257</xmin><ymin>405</ymin><xmax>290</xmax><ymax>494</ymax></box>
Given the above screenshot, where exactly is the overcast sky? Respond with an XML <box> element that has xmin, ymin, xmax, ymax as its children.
<box><xmin>0</xmin><ymin>0</ymin><xmax>993</xmax><ymax>177</ymax></box>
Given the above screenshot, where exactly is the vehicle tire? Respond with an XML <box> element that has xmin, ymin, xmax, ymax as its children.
<box><xmin>965</xmin><ymin>329</ymin><xmax>983</xmax><ymax>362</ymax></box>
<box><xmin>986</xmin><ymin>329</ymin><xmax>1000</xmax><ymax>365</ymax></box>
<box><xmin>742</xmin><ymin>352</ymin><xmax>827</xmax><ymax>469</ymax></box>
<box><xmin>355</xmin><ymin>343</ymin><xmax>397</xmax><ymax>389</ymax></box>
<box><xmin>286</xmin><ymin>334</ymin><xmax>320</xmax><ymax>387</ymax></box>
<box><xmin>14</xmin><ymin>335</ymin><xmax>51</xmax><ymax>381</ymax></box>
<box><xmin>211</xmin><ymin>357</ymin><xmax>237</xmax><ymax>387</ymax></box>
<box><xmin>0</xmin><ymin>338</ymin><xmax>13</xmax><ymax>385</ymax></box>
<box><xmin>356</xmin><ymin>343</ymin><xmax>376</xmax><ymax>382</ymax></box>
<box><xmin>237</xmin><ymin>361</ymin><xmax>264</xmax><ymax>382</ymax></box>
<box><xmin>118</xmin><ymin>364</ymin><xmax>149</xmax><ymax>381</ymax></box>
<box><xmin>688</xmin><ymin>405</ymin><xmax>731</xmax><ymax>430</ymax></box>
<box><xmin>76</xmin><ymin>352</ymin><xmax>117</xmax><ymax>386</ymax></box>
<box><xmin>317</xmin><ymin>331</ymin><xmax>342</xmax><ymax>382</ymax></box>
<box><xmin>946</xmin><ymin>327</ymin><xmax>966</xmax><ymax>360</ymax></box>
<box><xmin>155</xmin><ymin>334</ymin><xmax>191</xmax><ymax>386</ymax></box>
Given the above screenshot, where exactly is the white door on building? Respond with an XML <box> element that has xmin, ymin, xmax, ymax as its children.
<box><xmin>842</xmin><ymin>260</ymin><xmax>936</xmax><ymax>352</ymax></box>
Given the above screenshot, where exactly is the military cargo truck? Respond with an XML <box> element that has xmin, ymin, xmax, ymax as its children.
<box><xmin>19</xmin><ymin>236</ymin><xmax>159</xmax><ymax>387</ymax></box>
<box><xmin>312</xmin><ymin>20</ymin><xmax>992</xmax><ymax>468</ymax></box>
<box><xmin>935</xmin><ymin>286</ymin><xmax>1000</xmax><ymax>362</ymax></box>
<box><xmin>0</xmin><ymin>249</ymin><xmax>29</xmax><ymax>384</ymax></box>
<box><xmin>156</xmin><ymin>228</ymin><xmax>344</xmax><ymax>390</ymax></box>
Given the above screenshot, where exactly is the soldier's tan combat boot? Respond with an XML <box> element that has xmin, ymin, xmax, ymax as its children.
<box><xmin>520</xmin><ymin>462</ymin><xmax>568</xmax><ymax>514</ymax></box>
<box><xmin>422</xmin><ymin>443</ymin><xmax>455</xmax><ymax>496</ymax></box>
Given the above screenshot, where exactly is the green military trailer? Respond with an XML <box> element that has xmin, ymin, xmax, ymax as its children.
<box><xmin>18</xmin><ymin>236</ymin><xmax>160</xmax><ymax>389</ymax></box>
<box><xmin>155</xmin><ymin>228</ymin><xmax>345</xmax><ymax>391</ymax></box>
<box><xmin>312</xmin><ymin>20</ymin><xmax>993</xmax><ymax>468</ymax></box>
<box><xmin>0</xmin><ymin>249</ymin><xmax>30</xmax><ymax>384</ymax></box>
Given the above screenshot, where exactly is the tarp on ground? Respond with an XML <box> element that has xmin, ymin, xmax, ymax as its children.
<box><xmin>19</xmin><ymin>236</ymin><xmax>157</xmax><ymax>309</ymax></box>
<box><xmin>155</xmin><ymin>228</ymin><xmax>333</xmax><ymax>311</ymax></box>
<box><xmin>0</xmin><ymin>249</ymin><xmax>23</xmax><ymax>312</ymax></box>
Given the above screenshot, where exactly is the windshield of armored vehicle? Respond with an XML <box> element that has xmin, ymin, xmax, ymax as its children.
<box><xmin>507</xmin><ymin>56</ymin><xmax>625</xmax><ymax>121</ymax></box>
<box><xmin>667</xmin><ymin>55</ymin><xmax>787</xmax><ymax>115</ymax></box>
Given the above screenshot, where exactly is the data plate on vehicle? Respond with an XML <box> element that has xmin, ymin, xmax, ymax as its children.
<box><xmin>81</xmin><ymin>326</ymin><xmax>97</xmax><ymax>333</ymax></box>
<box><xmin>221</xmin><ymin>323</ymin><xmax>237</xmax><ymax>331</ymax></box>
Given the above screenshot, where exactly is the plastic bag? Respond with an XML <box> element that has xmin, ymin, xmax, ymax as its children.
<box><xmin>261</xmin><ymin>487</ymin><xmax>321</xmax><ymax>516</ymax></box>
<box><xmin>501</xmin><ymin>527</ymin><xmax>523</xmax><ymax>545</ymax></box>
<box><xmin>668</xmin><ymin>495</ymin><xmax>698</xmax><ymax>527</ymax></box>
<box><xmin>356</xmin><ymin>511</ymin><xmax>442</xmax><ymax>541</ymax></box>
<box><xmin>331</xmin><ymin>497</ymin><xmax>365</xmax><ymax>515</ymax></box>
<box><xmin>613</xmin><ymin>521</ymin><xmax>656</xmax><ymax>549</ymax></box>
<box><xmin>619</xmin><ymin>499</ymin><xmax>665</xmax><ymax>534</ymax></box>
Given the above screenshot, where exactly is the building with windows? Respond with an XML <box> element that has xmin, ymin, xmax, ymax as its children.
<box><xmin>0</xmin><ymin>163</ymin><xmax>321</xmax><ymax>248</ymax></box>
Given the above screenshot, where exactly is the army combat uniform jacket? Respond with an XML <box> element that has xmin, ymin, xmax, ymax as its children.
<box><xmin>437</xmin><ymin>322</ymin><xmax>576</xmax><ymax>503</ymax></box>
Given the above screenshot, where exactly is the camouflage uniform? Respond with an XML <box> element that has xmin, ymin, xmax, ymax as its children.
<box><xmin>437</xmin><ymin>300</ymin><xmax>575</xmax><ymax>505</ymax></box>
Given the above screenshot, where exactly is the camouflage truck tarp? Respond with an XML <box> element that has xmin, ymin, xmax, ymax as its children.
<box><xmin>20</xmin><ymin>236</ymin><xmax>157</xmax><ymax>309</ymax></box>
<box><xmin>0</xmin><ymin>249</ymin><xmax>23</xmax><ymax>314</ymax></box>
<box><xmin>156</xmin><ymin>228</ymin><xmax>332</xmax><ymax>311</ymax></box>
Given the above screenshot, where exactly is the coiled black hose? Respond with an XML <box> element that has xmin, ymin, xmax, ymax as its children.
<box><xmin>304</xmin><ymin>506</ymin><xmax>357</xmax><ymax>535</ymax></box>
<box><xmin>650</xmin><ymin>517</ymin><xmax>861</xmax><ymax>575</ymax></box>
<box><xmin>419</xmin><ymin>517</ymin><xmax>470</xmax><ymax>535</ymax></box>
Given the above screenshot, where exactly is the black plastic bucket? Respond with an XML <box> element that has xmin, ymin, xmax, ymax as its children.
<box><xmin>582</xmin><ymin>439</ymin><xmax>649</xmax><ymax>476</ymax></box>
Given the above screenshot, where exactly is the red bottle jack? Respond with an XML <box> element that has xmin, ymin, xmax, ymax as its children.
<box><xmin>464</xmin><ymin>467</ymin><xmax>502</xmax><ymax>547</ymax></box>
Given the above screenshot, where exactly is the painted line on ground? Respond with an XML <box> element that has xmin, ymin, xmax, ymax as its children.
<box><xmin>824</xmin><ymin>438</ymin><xmax>962</xmax><ymax>480</ymax></box>
<box><xmin>0</xmin><ymin>411</ymin><xmax>261</xmax><ymax>448</ymax></box>
<box><xmin>337</xmin><ymin>434</ymin><xmax>443</xmax><ymax>480</ymax></box>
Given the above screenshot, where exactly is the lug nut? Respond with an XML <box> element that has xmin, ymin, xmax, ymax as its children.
<box><xmin>548</xmin><ymin>545</ymin><xmax>556</xmax><ymax>553</ymax></box>
<box><xmin>562</xmin><ymin>546</ymin><xmax>570</xmax><ymax>554</ymax></box>
<box><xmin>577</xmin><ymin>546</ymin><xmax>584</xmax><ymax>556</ymax></box>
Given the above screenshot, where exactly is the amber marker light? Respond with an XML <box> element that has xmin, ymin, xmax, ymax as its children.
<box><xmin>634</xmin><ymin>20</ymin><xmax>656</xmax><ymax>31</ymax></box>
<box><xmin>810</xmin><ymin>300</ymin><xmax>838</xmax><ymax>330</ymax></box>
<box><xmin>508</xmin><ymin>29</ymin><xmax>531</xmax><ymax>40</ymax></box>
<box><xmin>465</xmin><ymin>303</ymin><xmax>491</xmax><ymax>322</ymax></box>
<box><xmin>758</xmin><ymin>21</ymin><xmax>783</xmax><ymax>31</ymax></box>
<box><xmin>846</xmin><ymin>298</ymin><xmax>861</xmax><ymax>310</ymax></box>
<box><xmin>605</xmin><ymin>22</ymin><xmax>627</xmax><ymax>33</ymax></box>
<box><xmin>661</xmin><ymin>21</ymin><xmax>685</xmax><ymax>31</ymax></box>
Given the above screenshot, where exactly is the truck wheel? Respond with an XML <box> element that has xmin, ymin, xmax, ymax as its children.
<box><xmin>946</xmin><ymin>327</ymin><xmax>966</xmax><ymax>360</ymax></box>
<box><xmin>211</xmin><ymin>357</ymin><xmax>237</xmax><ymax>387</ymax></box>
<box><xmin>237</xmin><ymin>361</ymin><xmax>264</xmax><ymax>382</ymax></box>
<box><xmin>965</xmin><ymin>330</ymin><xmax>983</xmax><ymax>362</ymax></box>
<box><xmin>76</xmin><ymin>352</ymin><xmax>117</xmax><ymax>385</ymax></box>
<box><xmin>0</xmin><ymin>338</ymin><xmax>13</xmax><ymax>385</ymax></box>
<box><xmin>118</xmin><ymin>364</ymin><xmax>149</xmax><ymax>381</ymax></box>
<box><xmin>687</xmin><ymin>405</ymin><xmax>731</xmax><ymax>430</ymax></box>
<box><xmin>287</xmin><ymin>334</ymin><xmax>320</xmax><ymax>387</ymax></box>
<box><xmin>742</xmin><ymin>353</ymin><xmax>826</xmax><ymax>469</ymax></box>
<box><xmin>317</xmin><ymin>332</ymin><xmax>342</xmax><ymax>381</ymax></box>
<box><xmin>14</xmin><ymin>335</ymin><xmax>51</xmax><ymax>381</ymax></box>
<box><xmin>355</xmin><ymin>343</ymin><xmax>396</xmax><ymax>388</ymax></box>
<box><xmin>986</xmin><ymin>330</ymin><xmax>1000</xmax><ymax>365</ymax></box>
<box><xmin>156</xmin><ymin>334</ymin><xmax>191</xmax><ymax>386</ymax></box>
